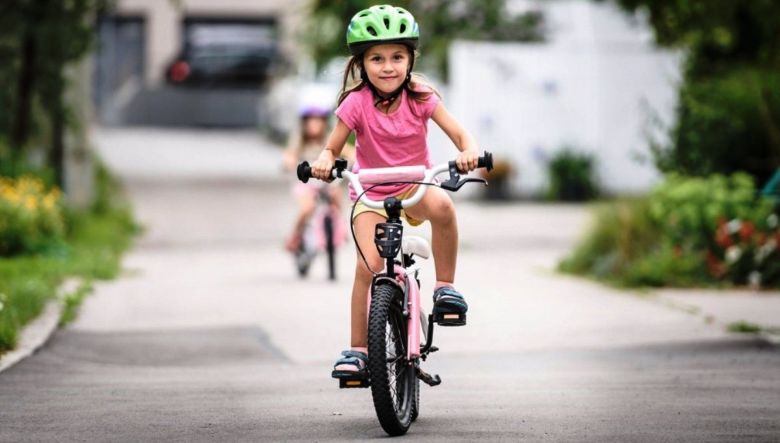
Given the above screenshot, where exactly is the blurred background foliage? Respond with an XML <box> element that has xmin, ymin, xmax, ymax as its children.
<box><xmin>546</xmin><ymin>149</ymin><xmax>600</xmax><ymax>202</ymax></box>
<box><xmin>561</xmin><ymin>0</ymin><xmax>780</xmax><ymax>288</ymax></box>
<box><xmin>560</xmin><ymin>173</ymin><xmax>779</xmax><ymax>288</ymax></box>
<box><xmin>305</xmin><ymin>0</ymin><xmax>545</xmax><ymax>79</ymax></box>
<box><xmin>0</xmin><ymin>0</ymin><xmax>107</xmax><ymax>186</ymax></box>
<box><xmin>609</xmin><ymin>0</ymin><xmax>780</xmax><ymax>187</ymax></box>
<box><xmin>0</xmin><ymin>0</ymin><xmax>138</xmax><ymax>354</ymax></box>
<box><xmin>0</xmin><ymin>176</ymin><xmax>65</xmax><ymax>256</ymax></box>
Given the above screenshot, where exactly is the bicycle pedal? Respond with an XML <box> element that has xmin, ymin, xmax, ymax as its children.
<box><xmin>333</xmin><ymin>370</ymin><xmax>370</xmax><ymax>389</ymax></box>
<box><xmin>429</xmin><ymin>346</ymin><xmax>439</xmax><ymax>353</ymax></box>
<box><xmin>433</xmin><ymin>311</ymin><xmax>467</xmax><ymax>326</ymax></box>
<box><xmin>338</xmin><ymin>377</ymin><xmax>370</xmax><ymax>389</ymax></box>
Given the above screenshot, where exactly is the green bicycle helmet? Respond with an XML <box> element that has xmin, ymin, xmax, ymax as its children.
<box><xmin>346</xmin><ymin>5</ymin><xmax>419</xmax><ymax>55</ymax></box>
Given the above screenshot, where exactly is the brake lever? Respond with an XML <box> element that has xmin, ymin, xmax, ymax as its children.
<box><xmin>441</xmin><ymin>177</ymin><xmax>488</xmax><ymax>192</ymax></box>
<box><xmin>440</xmin><ymin>160</ymin><xmax>489</xmax><ymax>192</ymax></box>
<box><xmin>440</xmin><ymin>161</ymin><xmax>462</xmax><ymax>191</ymax></box>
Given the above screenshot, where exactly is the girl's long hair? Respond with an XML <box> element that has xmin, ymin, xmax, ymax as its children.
<box><xmin>337</xmin><ymin>47</ymin><xmax>441</xmax><ymax>114</ymax></box>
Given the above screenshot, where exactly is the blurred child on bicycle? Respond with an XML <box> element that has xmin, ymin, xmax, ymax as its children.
<box><xmin>283</xmin><ymin>105</ymin><xmax>351</xmax><ymax>252</ymax></box>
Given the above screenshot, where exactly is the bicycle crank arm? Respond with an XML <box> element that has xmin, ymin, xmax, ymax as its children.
<box><xmin>417</xmin><ymin>368</ymin><xmax>442</xmax><ymax>387</ymax></box>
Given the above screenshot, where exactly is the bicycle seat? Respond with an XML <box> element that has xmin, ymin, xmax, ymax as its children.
<box><xmin>402</xmin><ymin>236</ymin><xmax>430</xmax><ymax>260</ymax></box>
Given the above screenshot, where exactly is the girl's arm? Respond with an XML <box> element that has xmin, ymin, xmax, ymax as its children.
<box><xmin>282</xmin><ymin>130</ymin><xmax>301</xmax><ymax>171</ymax></box>
<box><xmin>431</xmin><ymin>103</ymin><xmax>480</xmax><ymax>172</ymax></box>
<box><xmin>311</xmin><ymin>118</ymin><xmax>352</xmax><ymax>180</ymax></box>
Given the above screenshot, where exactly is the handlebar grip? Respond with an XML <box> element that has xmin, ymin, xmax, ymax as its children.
<box><xmin>297</xmin><ymin>158</ymin><xmax>348</xmax><ymax>183</ymax></box>
<box><xmin>297</xmin><ymin>161</ymin><xmax>312</xmax><ymax>183</ymax></box>
<box><xmin>477</xmin><ymin>151</ymin><xmax>493</xmax><ymax>172</ymax></box>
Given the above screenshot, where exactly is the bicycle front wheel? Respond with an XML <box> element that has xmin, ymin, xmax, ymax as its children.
<box><xmin>368</xmin><ymin>284</ymin><xmax>416</xmax><ymax>436</ymax></box>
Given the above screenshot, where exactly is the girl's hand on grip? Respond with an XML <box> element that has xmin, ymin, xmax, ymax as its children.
<box><xmin>312</xmin><ymin>149</ymin><xmax>335</xmax><ymax>181</ymax></box>
<box><xmin>456</xmin><ymin>149</ymin><xmax>480</xmax><ymax>173</ymax></box>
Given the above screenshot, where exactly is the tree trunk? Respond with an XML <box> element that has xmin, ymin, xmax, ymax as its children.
<box><xmin>11</xmin><ymin>29</ymin><xmax>36</xmax><ymax>156</ymax></box>
<box><xmin>49</xmin><ymin>104</ymin><xmax>65</xmax><ymax>189</ymax></box>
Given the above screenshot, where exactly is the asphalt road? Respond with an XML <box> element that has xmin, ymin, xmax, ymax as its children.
<box><xmin>0</xmin><ymin>128</ymin><xmax>778</xmax><ymax>442</ymax></box>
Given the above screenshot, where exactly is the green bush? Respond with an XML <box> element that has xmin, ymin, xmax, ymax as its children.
<box><xmin>0</xmin><ymin>259</ymin><xmax>61</xmax><ymax>350</ymax></box>
<box><xmin>652</xmin><ymin>68</ymin><xmax>780</xmax><ymax>187</ymax></box>
<box><xmin>0</xmin><ymin>163</ymin><xmax>139</xmax><ymax>353</ymax></box>
<box><xmin>648</xmin><ymin>173</ymin><xmax>773</xmax><ymax>249</ymax></box>
<box><xmin>558</xmin><ymin>199</ymin><xmax>649</xmax><ymax>276</ymax></box>
<box><xmin>560</xmin><ymin>173</ymin><xmax>780</xmax><ymax>288</ymax></box>
<box><xmin>0</xmin><ymin>176</ymin><xmax>66</xmax><ymax>256</ymax></box>
<box><xmin>547</xmin><ymin>148</ymin><xmax>599</xmax><ymax>201</ymax></box>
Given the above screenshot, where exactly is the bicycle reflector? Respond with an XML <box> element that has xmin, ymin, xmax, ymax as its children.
<box><xmin>374</xmin><ymin>223</ymin><xmax>403</xmax><ymax>258</ymax></box>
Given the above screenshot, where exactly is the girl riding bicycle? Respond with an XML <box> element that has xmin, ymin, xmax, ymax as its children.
<box><xmin>310</xmin><ymin>5</ymin><xmax>482</xmax><ymax>377</ymax></box>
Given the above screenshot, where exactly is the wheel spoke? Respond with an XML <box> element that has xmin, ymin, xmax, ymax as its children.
<box><xmin>386</xmin><ymin>354</ymin><xmax>403</xmax><ymax>364</ymax></box>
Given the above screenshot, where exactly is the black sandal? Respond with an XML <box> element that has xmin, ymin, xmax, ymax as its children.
<box><xmin>432</xmin><ymin>286</ymin><xmax>468</xmax><ymax>326</ymax></box>
<box><xmin>331</xmin><ymin>350</ymin><xmax>368</xmax><ymax>379</ymax></box>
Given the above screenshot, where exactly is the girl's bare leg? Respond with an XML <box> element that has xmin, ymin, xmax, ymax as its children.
<box><xmin>287</xmin><ymin>193</ymin><xmax>317</xmax><ymax>251</ymax></box>
<box><xmin>350</xmin><ymin>211</ymin><xmax>386</xmax><ymax>348</ymax></box>
<box><xmin>404</xmin><ymin>187</ymin><xmax>458</xmax><ymax>285</ymax></box>
<box><xmin>292</xmin><ymin>194</ymin><xmax>316</xmax><ymax>233</ymax></box>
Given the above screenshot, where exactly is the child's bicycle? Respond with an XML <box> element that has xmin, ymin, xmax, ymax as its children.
<box><xmin>294</xmin><ymin>183</ymin><xmax>346</xmax><ymax>281</ymax></box>
<box><xmin>297</xmin><ymin>153</ymin><xmax>493</xmax><ymax>436</ymax></box>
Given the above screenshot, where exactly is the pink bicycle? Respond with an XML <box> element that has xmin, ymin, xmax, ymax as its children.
<box><xmin>293</xmin><ymin>182</ymin><xmax>347</xmax><ymax>281</ymax></box>
<box><xmin>298</xmin><ymin>152</ymin><xmax>493</xmax><ymax>436</ymax></box>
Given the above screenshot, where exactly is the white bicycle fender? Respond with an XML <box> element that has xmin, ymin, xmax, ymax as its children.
<box><xmin>402</xmin><ymin>236</ymin><xmax>431</xmax><ymax>260</ymax></box>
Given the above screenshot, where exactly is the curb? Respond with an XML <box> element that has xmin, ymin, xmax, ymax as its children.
<box><xmin>0</xmin><ymin>278</ymin><xmax>84</xmax><ymax>374</ymax></box>
<box><xmin>0</xmin><ymin>299</ymin><xmax>62</xmax><ymax>373</ymax></box>
<box><xmin>759</xmin><ymin>330</ymin><xmax>780</xmax><ymax>346</ymax></box>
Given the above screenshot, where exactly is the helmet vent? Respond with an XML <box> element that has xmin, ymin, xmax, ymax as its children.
<box><xmin>367</xmin><ymin>26</ymin><xmax>377</xmax><ymax>36</ymax></box>
<box><xmin>383</xmin><ymin>18</ymin><xmax>390</xmax><ymax>29</ymax></box>
<box><xmin>400</xmin><ymin>23</ymin><xmax>406</xmax><ymax>33</ymax></box>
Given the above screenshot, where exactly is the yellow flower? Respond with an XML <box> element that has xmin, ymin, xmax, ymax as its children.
<box><xmin>24</xmin><ymin>195</ymin><xmax>38</xmax><ymax>211</ymax></box>
<box><xmin>3</xmin><ymin>188</ymin><xmax>20</xmax><ymax>204</ymax></box>
<box><xmin>43</xmin><ymin>194</ymin><xmax>57</xmax><ymax>209</ymax></box>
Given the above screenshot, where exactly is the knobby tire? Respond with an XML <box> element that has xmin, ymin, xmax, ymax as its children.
<box><xmin>368</xmin><ymin>284</ymin><xmax>416</xmax><ymax>436</ymax></box>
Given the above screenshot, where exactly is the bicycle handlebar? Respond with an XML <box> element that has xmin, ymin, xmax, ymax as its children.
<box><xmin>297</xmin><ymin>152</ymin><xmax>493</xmax><ymax>183</ymax></box>
<box><xmin>297</xmin><ymin>152</ymin><xmax>494</xmax><ymax>210</ymax></box>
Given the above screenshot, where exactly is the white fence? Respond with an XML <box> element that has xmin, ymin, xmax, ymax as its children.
<box><xmin>442</xmin><ymin>1</ymin><xmax>682</xmax><ymax>196</ymax></box>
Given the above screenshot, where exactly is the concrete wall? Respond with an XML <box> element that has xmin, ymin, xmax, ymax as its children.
<box><xmin>447</xmin><ymin>0</ymin><xmax>681</xmax><ymax>195</ymax></box>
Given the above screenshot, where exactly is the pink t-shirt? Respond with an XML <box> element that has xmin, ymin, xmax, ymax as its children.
<box><xmin>335</xmin><ymin>85</ymin><xmax>440</xmax><ymax>201</ymax></box>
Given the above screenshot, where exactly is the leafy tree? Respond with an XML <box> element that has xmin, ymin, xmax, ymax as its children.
<box><xmin>0</xmin><ymin>0</ymin><xmax>105</xmax><ymax>185</ymax></box>
<box><xmin>305</xmin><ymin>0</ymin><xmax>544</xmax><ymax>78</ymax></box>
<box><xmin>607</xmin><ymin>0</ymin><xmax>780</xmax><ymax>185</ymax></box>
<box><xmin>609</xmin><ymin>0</ymin><xmax>780</xmax><ymax>70</ymax></box>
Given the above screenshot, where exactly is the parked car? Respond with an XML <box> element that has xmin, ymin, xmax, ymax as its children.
<box><xmin>166</xmin><ymin>20</ymin><xmax>280</xmax><ymax>88</ymax></box>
